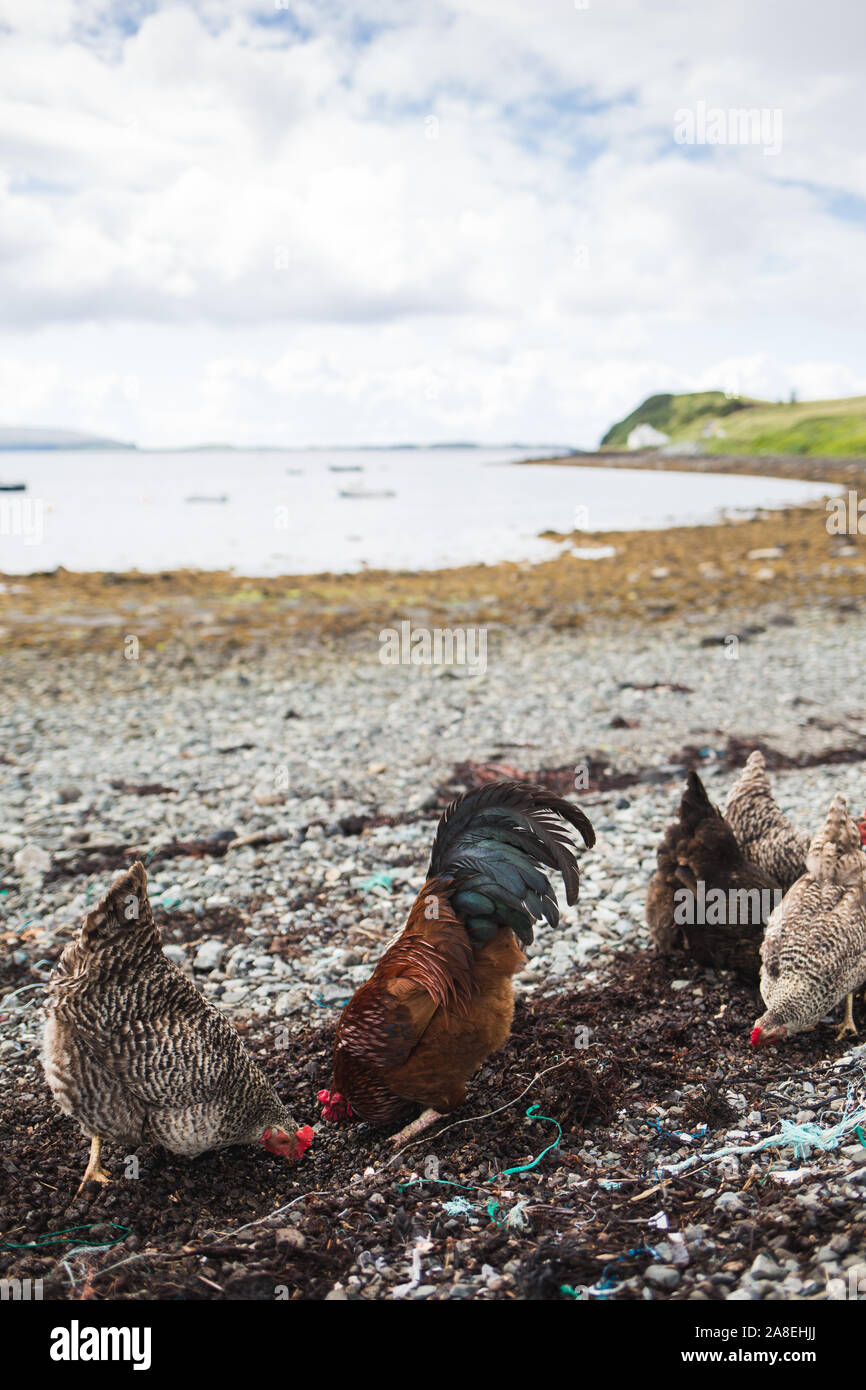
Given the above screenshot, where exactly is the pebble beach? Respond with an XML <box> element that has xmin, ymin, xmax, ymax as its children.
<box><xmin>3</xmin><ymin>567</ymin><xmax>866</xmax><ymax>1300</ymax></box>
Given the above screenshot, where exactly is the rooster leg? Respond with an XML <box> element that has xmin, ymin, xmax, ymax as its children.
<box><xmin>835</xmin><ymin>993</ymin><xmax>858</xmax><ymax>1042</ymax></box>
<box><xmin>389</xmin><ymin>1108</ymin><xmax>445</xmax><ymax>1148</ymax></box>
<box><xmin>74</xmin><ymin>1136</ymin><xmax>111</xmax><ymax>1197</ymax></box>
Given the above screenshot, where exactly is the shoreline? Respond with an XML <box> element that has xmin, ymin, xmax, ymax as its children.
<box><xmin>1</xmin><ymin>451</ymin><xmax>864</xmax><ymax>657</ymax></box>
<box><xmin>520</xmin><ymin>447</ymin><xmax>866</xmax><ymax>487</ymax></box>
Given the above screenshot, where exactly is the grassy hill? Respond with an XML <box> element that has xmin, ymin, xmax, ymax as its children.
<box><xmin>601</xmin><ymin>391</ymin><xmax>866</xmax><ymax>457</ymax></box>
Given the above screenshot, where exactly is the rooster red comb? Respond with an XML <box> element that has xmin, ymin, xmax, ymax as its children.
<box><xmin>318</xmin><ymin>1089</ymin><xmax>353</xmax><ymax>1122</ymax></box>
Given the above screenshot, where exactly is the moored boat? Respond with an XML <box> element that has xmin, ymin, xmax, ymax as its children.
<box><xmin>338</xmin><ymin>487</ymin><xmax>396</xmax><ymax>499</ymax></box>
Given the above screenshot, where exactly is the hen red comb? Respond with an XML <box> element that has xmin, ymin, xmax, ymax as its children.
<box><xmin>295</xmin><ymin>1124</ymin><xmax>314</xmax><ymax>1155</ymax></box>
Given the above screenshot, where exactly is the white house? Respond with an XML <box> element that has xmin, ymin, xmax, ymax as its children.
<box><xmin>627</xmin><ymin>423</ymin><xmax>671</xmax><ymax>449</ymax></box>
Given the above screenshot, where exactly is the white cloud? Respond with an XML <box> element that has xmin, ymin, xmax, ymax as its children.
<box><xmin>0</xmin><ymin>0</ymin><xmax>864</xmax><ymax>445</ymax></box>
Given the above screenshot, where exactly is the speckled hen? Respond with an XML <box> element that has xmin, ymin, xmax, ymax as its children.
<box><xmin>724</xmin><ymin>750</ymin><xmax>809</xmax><ymax>892</ymax></box>
<box><xmin>43</xmin><ymin>862</ymin><xmax>312</xmax><ymax>1193</ymax></box>
<box><xmin>752</xmin><ymin>794</ymin><xmax>866</xmax><ymax>1048</ymax></box>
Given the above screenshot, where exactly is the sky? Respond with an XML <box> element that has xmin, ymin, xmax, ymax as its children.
<box><xmin>0</xmin><ymin>0</ymin><xmax>865</xmax><ymax>448</ymax></box>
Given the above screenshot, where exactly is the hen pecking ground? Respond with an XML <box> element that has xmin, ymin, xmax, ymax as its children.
<box><xmin>2</xmin><ymin>949</ymin><xmax>865</xmax><ymax>1301</ymax></box>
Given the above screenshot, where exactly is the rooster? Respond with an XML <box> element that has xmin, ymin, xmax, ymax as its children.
<box><xmin>646</xmin><ymin>770</ymin><xmax>781</xmax><ymax>979</ymax></box>
<box><xmin>752</xmin><ymin>794</ymin><xmax>866</xmax><ymax>1048</ymax></box>
<box><xmin>319</xmin><ymin>781</ymin><xmax>595</xmax><ymax>1146</ymax></box>
<box><xmin>44</xmin><ymin>862</ymin><xmax>313</xmax><ymax>1194</ymax></box>
<box><xmin>724</xmin><ymin>750</ymin><xmax>808</xmax><ymax>892</ymax></box>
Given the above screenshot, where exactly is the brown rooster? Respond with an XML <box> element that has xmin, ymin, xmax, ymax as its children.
<box><xmin>44</xmin><ymin>862</ymin><xmax>313</xmax><ymax>1194</ymax></box>
<box><xmin>319</xmin><ymin>781</ymin><xmax>595</xmax><ymax>1146</ymax></box>
<box><xmin>646</xmin><ymin>770</ymin><xmax>782</xmax><ymax>979</ymax></box>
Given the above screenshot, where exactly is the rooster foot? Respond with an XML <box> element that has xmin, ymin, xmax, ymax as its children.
<box><xmin>389</xmin><ymin>1108</ymin><xmax>445</xmax><ymax>1149</ymax></box>
<box><xmin>835</xmin><ymin>993</ymin><xmax>858</xmax><ymax>1043</ymax></box>
<box><xmin>74</xmin><ymin>1136</ymin><xmax>111</xmax><ymax>1198</ymax></box>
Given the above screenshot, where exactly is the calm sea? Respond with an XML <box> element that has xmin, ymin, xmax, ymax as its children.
<box><xmin>0</xmin><ymin>447</ymin><xmax>833</xmax><ymax>575</ymax></box>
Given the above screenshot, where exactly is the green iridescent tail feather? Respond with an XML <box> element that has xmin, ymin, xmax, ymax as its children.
<box><xmin>428</xmin><ymin>780</ymin><xmax>596</xmax><ymax>947</ymax></box>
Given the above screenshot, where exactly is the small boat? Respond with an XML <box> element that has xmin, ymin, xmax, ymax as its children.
<box><xmin>329</xmin><ymin>464</ymin><xmax>363</xmax><ymax>473</ymax></box>
<box><xmin>185</xmin><ymin>494</ymin><xmax>228</xmax><ymax>503</ymax></box>
<box><xmin>339</xmin><ymin>487</ymin><xmax>396</xmax><ymax>499</ymax></box>
<box><xmin>0</xmin><ymin>482</ymin><xmax>26</xmax><ymax>492</ymax></box>
<box><xmin>285</xmin><ymin>467</ymin><xmax>305</xmax><ymax>475</ymax></box>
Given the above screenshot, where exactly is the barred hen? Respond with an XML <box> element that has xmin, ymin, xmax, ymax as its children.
<box><xmin>44</xmin><ymin>862</ymin><xmax>312</xmax><ymax>1193</ymax></box>
<box><xmin>646</xmin><ymin>770</ymin><xmax>781</xmax><ymax>979</ymax></box>
<box><xmin>724</xmin><ymin>750</ymin><xmax>808</xmax><ymax>891</ymax></box>
<box><xmin>752</xmin><ymin>794</ymin><xmax>866</xmax><ymax>1047</ymax></box>
<box><xmin>319</xmin><ymin>781</ymin><xmax>595</xmax><ymax>1146</ymax></box>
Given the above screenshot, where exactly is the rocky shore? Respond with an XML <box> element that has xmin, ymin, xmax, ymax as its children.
<box><xmin>2</xmin><ymin>595</ymin><xmax>866</xmax><ymax>1299</ymax></box>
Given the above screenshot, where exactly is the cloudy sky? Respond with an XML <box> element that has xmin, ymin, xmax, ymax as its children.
<box><xmin>0</xmin><ymin>0</ymin><xmax>864</xmax><ymax>448</ymax></box>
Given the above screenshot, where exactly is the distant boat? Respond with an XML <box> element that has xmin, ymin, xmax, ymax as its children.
<box><xmin>285</xmin><ymin>467</ymin><xmax>305</xmax><ymax>475</ymax></box>
<box><xmin>0</xmin><ymin>482</ymin><xmax>26</xmax><ymax>492</ymax></box>
<box><xmin>339</xmin><ymin>487</ymin><xmax>396</xmax><ymax>499</ymax></box>
<box><xmin>329</xmin><ymin>464</ymin><xmax>363</xmax><ymax>473</ymax></box>
<box><xmin>185</xmin><ymin>494</ymin><xmax>228</xmax><ymax>503</ymax></box>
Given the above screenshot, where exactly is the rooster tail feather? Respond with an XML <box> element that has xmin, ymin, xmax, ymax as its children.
<box><xmin>429</xmin><ymin>780</ymin><xmax>595</xmax><ymax>946</ymax></box>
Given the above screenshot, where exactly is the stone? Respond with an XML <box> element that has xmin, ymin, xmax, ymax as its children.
<box><xmin>644</xmin><ymin>1264</ymin><xmax>680</xmax><ymax>1289</ymax></box>
<box><xmin>193</xmin><ymin>939</ymin><xmax>228</xmax><ymax>971</ymax></box>
<box><xmin>13</xmin><ymin>844</ymin><xmax>51</xmax><ymax>876</ymax></box>
<box><xmin>275</xmin><ymin>1228</ymin><xmax>307</xmax><ymax>1252</ymax></box>
<box><xmin>714</xmin><ymin>1191</ymin><xmax>745</xmax><ymax>1213</ymax></box>
<box><xmin>749</xmin><ymin>1253</ymin><xmax>781</xmax><ymax>1280</ymax></box>
<box><xmin>272</xmin><ymin>991</ymin><xmax>304</xmax><ymax>1017</ymax></box>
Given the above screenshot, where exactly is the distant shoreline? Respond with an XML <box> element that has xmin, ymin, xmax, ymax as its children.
<box><xmin>519</xmin><ymin>448</ymin><xmax>866</xmax><ymax>489</ymax></box>
<box><xmin>0</xmin><ymin>440</ymin><xmax>569</xmax><ymax>455</ymax></box>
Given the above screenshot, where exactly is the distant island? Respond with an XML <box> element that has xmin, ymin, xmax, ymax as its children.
<box><xmin>0</xmin><ymin>429</ymin><xmax>569</xmax><ymax>454</ymax></box>
<box><xmin>601</xmin><ymin>391</ymin><xmax>866</xmax><ymax>458</ymax></box>
<box><xmin>0</xmin><ymin>426</ymin><xmax>135</xmax><ymax>451</ymax></box>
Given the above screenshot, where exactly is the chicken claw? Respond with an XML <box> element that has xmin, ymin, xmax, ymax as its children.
<box><xmin>74</xmin><ymin>1136</ymin><xmax>111</xmax><ymax>1198</ymax></box>
<box><xmin>389</xmin><ymin>1108</ymin><xmax>444</xmax><ymax>1148</ymax></box>
<box><xmin>835</xmin><ymin>993</ymin><xmax>858</xmax><ymax>1043</ymax></box>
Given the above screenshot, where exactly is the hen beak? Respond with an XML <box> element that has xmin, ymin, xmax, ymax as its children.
<box><xmin>261</xmin><ymin>1125</ymin><xmax>314</xmax><ymax>1160</ymax></box>
<box><xmin>750</xmin><ymin>1024</ymin><xmax>786</xmax><ymax>1048</ymax></box>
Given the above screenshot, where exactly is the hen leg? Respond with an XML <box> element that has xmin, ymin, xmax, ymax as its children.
<box><xmin>389</xmin><ymin>1108</ymin><xmax>444</xmax><ymax>1148</ymax></box>
<box><xmin>835</xmin><ymin>993</ymin><xmax>857</xmax><ymax>1042</ymax></box>
<box><xmin>75</xmin><ymin>1136</ymin><xmax>111</xmax><ymax>1197</ymax></box>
